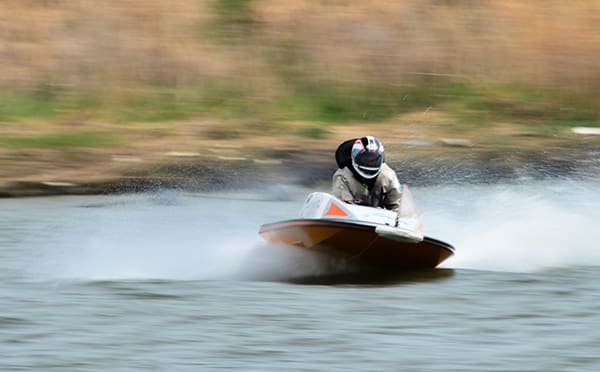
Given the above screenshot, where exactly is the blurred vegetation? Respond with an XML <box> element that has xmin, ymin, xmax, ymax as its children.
<box><xmin>1</xmin><ymin>132</ymin><xmax>118</xmax><ymax>149</ymax></box>
<box><xmin>2</xmin><ymin>82</ymin><xmax>596</xmax><ymax>136</ymax></box>
<box><xmin>1</xmin><ymin>0</ymin><xmax>599</xmax><ymax>146</ymax></box>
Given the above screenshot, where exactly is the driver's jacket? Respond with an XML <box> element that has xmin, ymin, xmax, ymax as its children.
<box><xmin>332</xmin><ymin>163</ymin><xmax>403</xmax><ymax>213</ymax></box>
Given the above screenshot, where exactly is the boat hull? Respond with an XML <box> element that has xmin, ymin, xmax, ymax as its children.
<box><xmin>259</xmin><ymin>219</ymin><xmax>455</xmax><ymax>269</ymax></box>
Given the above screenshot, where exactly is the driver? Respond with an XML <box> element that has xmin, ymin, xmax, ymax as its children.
<box><xmin>332</xmin><ymin>136</ymin><xmax>404</xmax><ymax>214</ymax></box>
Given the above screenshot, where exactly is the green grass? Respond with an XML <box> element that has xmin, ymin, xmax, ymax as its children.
<box><xmin>0</xmin><ymin>90</ymin><xmax>107</xmax><ymax>122</ymax></box>
<box><xmin>294</xmin><ymin>124</ymin><xmax>329</xmax><ymax>139</ymax></box>
<box><xmin>208</xmin><ymin>0</ymin><xmax>255</xmax><ymax>43</ymax></box>
<box><xmin>1</xmin><ymin>132</ymin><xmax>119</xmax><ymax>148</ymax></box>
<box><xmin>1</xmin><ymin>82</ymin><xmax>599</xmax><ymax>140</ymax></box>
<box><xmin>427</xmin><ymin>83</ymin><xmax>600</xmax><ymax>130</ymax></box>
<box><xmin>525</xmin><ymin>119</ymin><xmax>599</xmax><ymax>136</ymax></box>
<box><xmin>106</xmin><ymin>84</ymin><xmax>263</xmax><ymax>122</ymax></box>
<box><xmin>214</xmin><ymin>0</ymin><xmax>253</xmax><ymax>20</ymax></box>
<box><xmin>0</xmin><ymin>84</ymin><xmax>262</xmax><ymax>124</ymax></box>
<box><xmin>108</xmin><ymin>92</ymin><xmax>199</xmax><ymax>123</ymax></box>
<box><xmin>273</xmin><ymin>86</ymin><xmax>408</xmax><ymax>122</ymax></box>
<box><xmin>0</xmin><ymin>93</ymin><xmax>59</xmax><ymax>121</ymax></box>
<box><xmin>194</xmin><ymin>83</ymin><xmax>261</xmax><ymax>119</ymax></box>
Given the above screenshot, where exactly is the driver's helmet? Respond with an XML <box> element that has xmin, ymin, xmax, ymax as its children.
<box><xmin>351</xmin><ymin>136</ymin><xmax>385</xmax><ymax>179</ymax></box>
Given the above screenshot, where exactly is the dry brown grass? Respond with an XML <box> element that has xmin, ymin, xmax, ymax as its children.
<box><xmin>2</xmin><ymin>1</ymin><xmax>600</xmax><ymax>92</ymax></box>
<box><xmin>257</xmin><ymin>0</ymin><xmax>600</xmax><ymax>91</ymax></box>
<box><xmin>1</xmin><ymin>0</ymin><xmax>230</xmax><ymax>89</ymax></box>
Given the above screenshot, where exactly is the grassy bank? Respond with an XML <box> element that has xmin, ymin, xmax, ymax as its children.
<box><xmin>1</xmin><ymin>81</ymin><xmax>597</xmax><ymax>137</ymax></box>
<box><xmin>1</xmin><ymin>1</ymin><xmax>599</xmax><ymax>190</ymax></box>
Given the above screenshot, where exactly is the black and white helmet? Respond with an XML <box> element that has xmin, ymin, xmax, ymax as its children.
<box><xmin>351</xmin><ymin>136</ymin><xmax>384</xmax><ymax>179</ymax></box>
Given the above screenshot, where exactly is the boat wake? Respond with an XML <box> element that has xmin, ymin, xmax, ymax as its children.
<box><xmin>423</xmin><ymin>181</ymin><xmax>600</xmax><ymax>273</ymax></box>
<box><xmin>30</xmin><ymin>191</ymin><xmax>356</xmax><ymax>282</ymax></box>
<box><xmin>28</xmin><ymin>180</ymin><xmax>600</xmax><ymax>281</ymax></box>
<box><xmin>36</xmin><ymin>238</ymin><xmax>355</xmax><ymax>282</ymax></box>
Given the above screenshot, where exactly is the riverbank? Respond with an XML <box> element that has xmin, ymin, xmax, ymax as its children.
<box><xmin>3</xmin><ymin>1</ymin><xmax>600</xmax><ymax>197</ymax></box>
<box><xmin>2</xmin><ymin>123</ymin><xmax>599</xmax><ymax>198</ymax></box>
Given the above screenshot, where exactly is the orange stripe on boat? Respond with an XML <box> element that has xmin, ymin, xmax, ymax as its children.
<box><xmin>325</xmin><ymin>201</ymin><xmax>348</xmax><ymax>217</ymax></box>
<box><xmin>259</xmin><ymin>219</ymin><xmax>373</xmax><ymax>234</ymax></box>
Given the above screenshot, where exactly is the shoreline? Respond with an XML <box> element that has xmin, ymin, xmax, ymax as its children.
<box><xmin>1</xmin><ymin>143</ymin><xmax>598</xmax><ymax>198</ymax></box>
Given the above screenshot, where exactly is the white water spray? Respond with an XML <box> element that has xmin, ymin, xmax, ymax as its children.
<box><xmin>27</xmin><ymin>180</ymin><xmax>600</xmax><ymax>281</ymax></box>
<box><xmin>421</xmin><ymin>180</ymin><xmax>600</xmax><ymax>272</ymax></box>
<box><xmin>33</xmin><ymin>190</ymin><xmax>343</xmax><ymax>281</ymax></box>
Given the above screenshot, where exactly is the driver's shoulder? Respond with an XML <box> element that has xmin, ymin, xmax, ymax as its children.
<box><xmin>379</xmin><ymin>163</ymin><xmax>398</xmax><ymax>179</ymax></box>
<box><xmin>333</xmin><ymin>166</ymin><xmax>354</xmax><ymax>179</ymax></box>
<box><xmin>377</xmin><ymin>163</ymin><xmax>401</xmax><ymax>188</ymax></box>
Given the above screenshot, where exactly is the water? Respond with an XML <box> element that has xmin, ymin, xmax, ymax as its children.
<box><xmin>1</xmin><ymin>180</ymin><xmax>600</xmax><ymax>371</ymax></box>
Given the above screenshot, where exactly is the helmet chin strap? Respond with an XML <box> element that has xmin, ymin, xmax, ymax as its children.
<box><xmin>349</xmin><ymin>163</ymin><xmax>379</xmax><ymax>189</ymax></box>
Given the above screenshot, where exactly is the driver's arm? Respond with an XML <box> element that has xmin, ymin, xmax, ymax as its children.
<box><xmin>332</xmin><ymin>170</ymin><xmax>356</xmax><ymax>203</ymax></box>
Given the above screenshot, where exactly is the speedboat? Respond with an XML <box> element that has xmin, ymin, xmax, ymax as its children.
<box><xmin>259</xmin><ymin>192</ymin><xmax>455</xmax><ymax>269</ymax></box>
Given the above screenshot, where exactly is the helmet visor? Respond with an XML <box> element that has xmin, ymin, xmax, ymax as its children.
<box><xmin>353</xmin><ymin>151</ymin><xmax>383</xmax><ymax>179</ymax></box>
<box><xmin>355</xmin><ymin>151</ymin><xmax>383</xmax><ymax>169</ymax></box>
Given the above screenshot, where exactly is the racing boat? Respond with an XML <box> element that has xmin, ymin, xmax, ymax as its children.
<box><xmin>259</xmin><ymin>192</ymin><xmax>455</xmax><ymax>269</ymax></box>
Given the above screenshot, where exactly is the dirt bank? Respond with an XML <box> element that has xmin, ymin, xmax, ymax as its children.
<box><xmin>1</xmin><ymin>131</ymin><xmax>598</xmax><ymax>198</ymax></box>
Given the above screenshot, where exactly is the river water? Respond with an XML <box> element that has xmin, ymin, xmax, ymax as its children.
<box><xmin>2</xmin><ymin>179</ymin><xmax>600</xmax><ymax>371</ymax></box>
